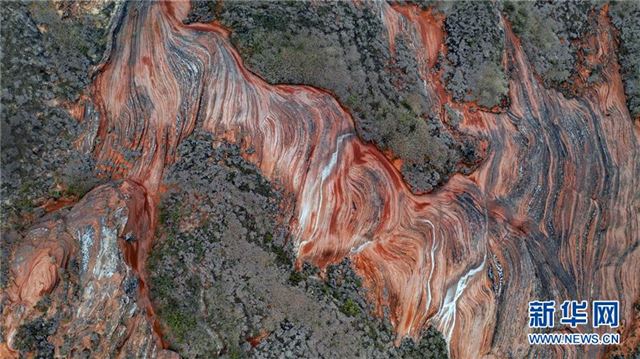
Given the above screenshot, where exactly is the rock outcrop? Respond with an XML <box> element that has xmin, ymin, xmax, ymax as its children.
<box><xmin>1</xmin><ymin>181</ymin><xmax>176</xmax><ymax>358</ymax></box>
<box><xmin>2</xmin><ymin>1</ymin><xmax>638</xmax><ymax>358</ymax></box>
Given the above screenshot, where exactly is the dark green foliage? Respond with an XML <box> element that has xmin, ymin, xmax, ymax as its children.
<box><xmin>158</xmin><ymin>203</ymin><xmax>182</xmax><ymax>227</ymax></box>
<box><xmin>62</xmin><ymin>180</ymin><xmax>92</xmax><ymax>199</ymax></box>
<box><xmin>148</xmin><ymin>132</ymin><xmax>284</xmax><ymax>356</ymax></box>
<box><xmin>442</xmin><ymin>1</ymin><xmax>508</xmax><ymax>108</ymax></box>
<box><xmin>340</xmin><ymin>298</ymin><xmax>361</xmax><ymax>317</ymax></box>
<box><xmin>398</xmin><ymin>327</ymin><xmax>448</xmax><ymax>359</ymax></box>
<box><xmin>262</xmin><ymin>232</ymin><xmax>273</xmax><ymax>245</ymax></box>
<box><xmin>609</xmin><ymin>1</ymin><xmax>640</xmax><ymax>118</ymax></box>
<box><xmin>271</xmin><ymin>244</ymin><xmax>293</xmax><ymax>267</ymax></box>
<box><xmin>148</xmin><ymin>131</ymin><xmax>449</xmax><ymax>357</ymax></box>
<box><xmin>0</xmin><ymin>0</ymin><xmax>110</xmax><ymax>289</ymax></box>
<box><xmin>34</xmin><ymin>295</ymin><xmax>52</xmax><ymax>313</ymax></box>
<box><xmin>503</xmin><ymin>0</ymin><xmax>598</xmax><ymax>93</ymax></box>
<box><xmin>162</xmin><ymin>298</ymin><xmax>199</xmax><ymax>342</ymax></box>
<box><xmin>288</xmin><ymin>271</ymin><xmax>306</xmax><ymax>286</ymax></box>
<box><xmin>14</xmin><ymin>317</ymin><xmax>56</xmax><ymax>357</ymax></box>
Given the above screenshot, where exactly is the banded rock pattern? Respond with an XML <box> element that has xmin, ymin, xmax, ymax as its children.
<box><xmin>2</xmin><ymin>1</ymin><xmax>638</xmax><ymax>358</ymax></box>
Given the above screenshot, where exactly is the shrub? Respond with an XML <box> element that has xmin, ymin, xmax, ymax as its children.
<box><xmin>609</xmin><ymin>1</ymin><xmax>640</xmax><ymax>118</ymax></box>
<box><xmin>14</xmin><ymin>317</ymin><xmax>55</xmax><ymax>357</ymax></box>
<box><xmin>502</xmin><ymin>1</ymin><xmax>598</xmax><ymax>92</ymax></box>
<box><xmin>340</xmin><ymin>298</ymin><xmax>361</xmax><ymax>317</ymax></box>
<box><xmin>443</xmin><ymin>1</ymin><xmax>508</xmax><ymax>108</ymax></box>
<box><xmin>474</xmin><ymin>62</ymin><xmax>509</xmax><ymax>108</ymax></box>
<box><xmin>202</xmin><ymin>1</ymin><xmax>481</xmax><ymax>193</ymax></box>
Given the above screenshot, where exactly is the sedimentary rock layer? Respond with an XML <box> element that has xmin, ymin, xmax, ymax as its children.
<box><xmin>1</xmin><ymin>181</ymin><xmax>176</xmax><ymax>358</ymax></box>
<box><xmin>3</xmin><ymin>1</ymin><xmax>638</xmax><ymax>358</ymax></box>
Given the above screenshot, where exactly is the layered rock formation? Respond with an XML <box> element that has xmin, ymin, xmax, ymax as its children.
<box><xmin>1</xmin><ymin>181</ymin><xmax>175</xmax><ymax>358</ymax></box>
<box><xmin>2</xmin><ymin>1</ymin><xmax>639</xmax><ymax>358</ymax></box>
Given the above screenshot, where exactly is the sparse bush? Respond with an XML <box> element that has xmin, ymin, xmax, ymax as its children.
<box><xmin>163</xmin><ymin>305</ymin><xmax>198</xmax><ymax>342</ymax></box>
<box><xmin>195</xmin><ymin>0</ymin><xmax>481</xmax><ymax>193</ymax></box>
<box><xmin>609</xmin><ymin>1</ymin><xmax>640</xmax><ymax>118</ymax></box>
<box><xmin>340</xmin><ymin>298</ymin><xmax>361</xmax><ymax>317</ymax></box>
<box><xmin>148</xmin><ymin>132</ymin><xmax>285</xmax><ymax>357</ymax></box>
<box><xmin>503</xmin><ymin>0</ymin><xmax>598</xmax><ymax>93</ymax></box>
<box><xmin>443</xmin><ymin>1</ymin><xmax>508</xmax><ymax>108</ymax></box>
<box><xmin>474</xmin><ymin>62</ymin><xmax>509</xmax><ymax>108</ymax></box>
<box><xmin>288</xmin><ymin>271</ymin><xmax>305</xmax><ymax>286</ymax></box>
<box><xmin>398</xmin><ymin>327</ymin><xmax>448</xmax><ymax>358</ymax></box>
<box><xmin>14</xmin><ymin>317</ymin><xmax>56</xmax><ymax>357</ymax></box>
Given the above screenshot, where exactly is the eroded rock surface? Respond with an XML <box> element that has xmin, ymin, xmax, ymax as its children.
<box><xmin>147</xmin><ymin>132</ymin><xmax>447</xmax><ymax>357</ymax></box>
<box><xmin>198</xmin><ymin>0</ymin><xmax>482</xmax><ymax>194</ymax></box>
<box><xmin>1</xmin><ymin>1</ymin><xmax>639</xmax><ymax>359</ymax></box>
<box><xmin>1</xmin><ymin>181</ymin><xmax>175</xmax><ymax>358</ymax></box>
<box><xmin>0</xmin><ymin>0</ymin><xmax>111</xmax><ymax>291</ymax></box>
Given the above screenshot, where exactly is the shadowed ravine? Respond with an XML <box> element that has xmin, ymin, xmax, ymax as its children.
<box><xmin>3</xmin><ymin>1</ymin><xmax>639</xmax><ymax>358</ymax></box>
